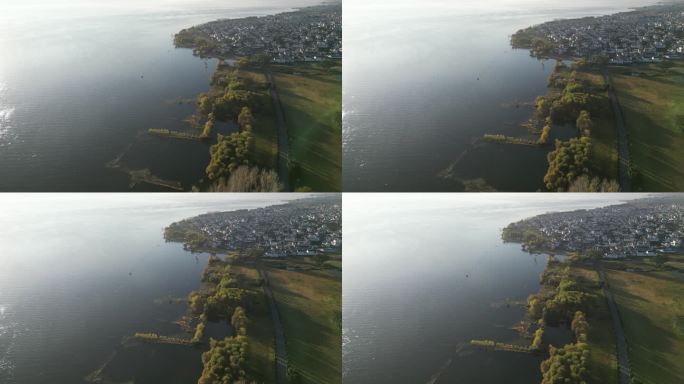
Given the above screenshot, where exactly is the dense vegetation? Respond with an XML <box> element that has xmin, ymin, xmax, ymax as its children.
<box><xmin>198</xmin><ymin>336</ymin><xmax>249</xmax><ymax>384</ymax></box>
<box><xmin>194</xmin><ymin>62</ymin><xmax>280</xmax><ymax>191</ymax></box>
<box><xmin>190</xmin><ymin>255</ymin><xmax>259</xmax><ymax>384</ymax></box>
<box><xmin>544</xmin><ymin>137</ymin><xmax>592</xmax><ymax>192</ymax></box>
<box><xmin>541</xmin><ymin>342</ymin><xmax>590</xmax><ymax>384</ymax></box>
<box><xmin>502</xmin><ymin>225</ymin><xmax>546</xmax><ymax>252</ymax></box>
<box><xmin>535</xmin><ymin>61</ymin><xmax>618</xmax><ymax>191</ymax></box>
<box><xmin>174</xmin><ymin>29</ymin><xmax>217</xmax><ymax>57</ymax></box>
<box><xmin>206</xmin><ymin>132</ymin><xmax>254</xmax><ymax>181</ymax></box>
<box><xmin>511</xmin><ymin>28</ymin><xmax>554</xmax><ymax>56</ymax></box>
<box><xmin>531</xmin><ymin>258</ymin><xmax>596</xmax><ymax>384</ymax></box>
<box><xmin>480</xmin><ymin>61</ymin><xmax>618</xmax><ymax>191</ymax></box>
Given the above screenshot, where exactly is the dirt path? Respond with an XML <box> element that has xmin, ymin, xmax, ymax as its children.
<box><xmin>259</xmin><ymin>267</ymin><xmax>288</xmax><ymax>384</ymax></box>
<box><xmin>266</xmin><ymin>68</ymin><xmax>291</xmax><ymax>191</ymax></box>
<box><xmin>602</xmin><ymin>69</ymin><xmax>631</xmax><ymax>192</ymax></box>
<box><xmin>598</xmin><ymin>268</ymin><xmax>632</xmax><ymax>384</ymax></box>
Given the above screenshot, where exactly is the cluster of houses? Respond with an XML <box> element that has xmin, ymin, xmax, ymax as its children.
<box><xmin>172</xmin><ymin>198</ymin><xmax>341</xmax><ymax>258</ymax></box>
<box><xmin>528</xmin><ymin>5</ymin><xmax>684</xmax><ymax>64</ymax></box>
<box><xmin>192</xmin><ymin>5</ymin><xmax>341</xmax><ymax>62</ymax></box>
<box><xmin>508</xmin><ymin>199</ymin><xmax>684</xmax><ymax>259</ymax></box>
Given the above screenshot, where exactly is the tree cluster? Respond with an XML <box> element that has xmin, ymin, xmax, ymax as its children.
<box><xmin>544</xmin><ymin>137</ymin><xmax>592</xmax><ymax>192</ymax></box>
<box><xmin>571</xmin><ymin>311</ymin><xmax>589</xmax><ymax>343</ymax></box>
<box><xmin>541</xmin><ymin>342</ymin><xmax>589</xmax><ymax>384</ymax></box>
<box><xmin>209</xmin><ymin>165</ymin><xmax>281</xmax><ymax>192</ymax></box>
<box><xmin>198</xmin><ymin>336</ymin><xmax>249</xmax><ymax>384</ymax></box>
<box><xmin>206</xmin><ymin>132</ymin><xmax>254</xmax><ymax>181</ymax></box>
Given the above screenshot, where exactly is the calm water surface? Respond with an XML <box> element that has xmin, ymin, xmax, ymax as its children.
<box><xmin>0</xmin><ymin>194</ymin><xmax>298</xmax><ymax>384</ymax></box>
<box><xmin>0</xmin><ymin>0</ymin><xmax>320</xmax><ymax>191</ymax></box>
<box><xmin>342</xmin><ymin>193</ymin><xmax>646</xmax><ymax>383</ymax></box>
<box><xmin>343</xmin><ymin>0</ymin><xmax>660</xmax><ymax>191</ymax></box>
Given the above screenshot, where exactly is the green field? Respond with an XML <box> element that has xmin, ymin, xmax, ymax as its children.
<box><xmin>568</xmin><ymin>265</ymin><xmax>618</xmax><ymax>384</ymax></box>
<box><xmin>272</xmin><ymin>63</ymin><xmax>342</xmax><ymax>192</ymax></box>
<box><xmin>267</xmin><ymin>263</ymin><xmax>342</xmax><ymax>384</ymax></box>
<box><xmin>605</xmin><ymin>263</ymin><xmax>684</xmax><ymax>384</ymax></box>
<box><xmin>609</xmin><ymin>61</ymin><xmax>684</xmax><ymax>191</ymax></box>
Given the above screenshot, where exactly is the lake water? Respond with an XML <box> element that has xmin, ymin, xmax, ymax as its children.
<box><xmin>342</xmin><ymin>193</ymin><xmax>646</xmax><ymax>383</ymax></box>
<box><xmin>342</xmin><ymin>0</ymin><xmax>661</xmax><ymax>191</ymax></box>
<box><xmin>0</xmin><ymin>0</ymin><xmax>321</xmax><ymax>191</ymax></box>
<box><xmin>0</xmin><ymin>193</ymin><xmax>299</xmax><ymax>384</ymax></box>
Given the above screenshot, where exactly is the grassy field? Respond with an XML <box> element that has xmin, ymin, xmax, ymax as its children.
<box><xmin>605</xmin><ymin>262</ymin><xmax>684</xmax><ymax>384</ymax></box>
<box><xmin>230</xmin><ymin>265</ymin><xmax>277</xmax><ymax>383</ymax></box>
<box><xmin>577</xmin><ymin>70</ymin><xmax>619</xmax><ymax>182</ymax></box>
<box><xmin>272</xmin><ymin>62</ymin><xmax>342</xmax><ymax>192</ymax></box>
<box><xmin>609</xmin><ymin>61</ymin><xmax>684</xmax><ymax>191</ymax></box>
<box><xmin>266</xmin><ymin>263</ymin><xmax>342</xmax><ymax>384</ymax></box>
<box><xmin>568</xmin><ymin>264</ymin><xmax>618</xmax><ymax>384</ymax></box>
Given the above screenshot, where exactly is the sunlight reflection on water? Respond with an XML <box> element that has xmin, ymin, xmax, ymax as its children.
<box><xmin>0</xmin><ymin>81</ymin><xmax>14</xmax><ymax>145</ymax></box>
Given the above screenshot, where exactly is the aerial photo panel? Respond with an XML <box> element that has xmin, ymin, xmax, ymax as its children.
<box><xmin>2</xmin><ymin>0</ymin><xmax>684</xmax><ymax>384</ymax></box>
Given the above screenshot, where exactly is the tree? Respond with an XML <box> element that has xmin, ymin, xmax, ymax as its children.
<box><xmin>536</xmin><ymin>96</ymin><xmax>551</xmax><ymax>118</ymax></box>
<box><xmin>189</xmin><ymin>292</ymin><xmax>204</xmax><ymax>315</ymax></box>
<box><xmin>192</xmin><ymin>321</ymin><xmax>206</xmax><ymax>344</ymax></box>
<box><xmin>531</xmin><ymin>327</ymin><xmax>544</xmax><ymax>351</ymax></box>
<box><xmin>538</xmin><ymin>124</ymin><xmax>552</xmax><ymax>144</ymax></box>
<box><xmin>576</xmin><ymin>110</ymin><xmax>593</xmax><ymax>137</ymax></box>
<box><xmin>198</xmin><ymin>94</ymin><xmax>213</xmax><ymax>117</ymax></box>
<box><xmin>571</xmin><ymin>311</ymin><xmax>589</xmax><ymax>342</ymax></box>
<box><xmin>231</xmin><ymin>307</ymin><xmax>248</xmax><ymax>336</ymax></box>
<box><xmin>198</xmin><ymin>336</ymin><xmax>249</xmax><ymax>384</ymax></box>
<box><xmin>528</xmin><ymin>295</ymin><xmax>544</xmax><ymax>320</ymax></box>
<box><xmin>201</xmin><ymin>115</ymin><xmax>215</xmax><ymax>139</ymax></box>
<box><xmin>237</xmin><ymin>107</ymin><xmax>254</xmax><ymax>131</ymax></box>
<box><xmin>541</xmin><ymin>343</ymin><xmax>589</xmax><ymax>384</ymax></box>
<box><xmin>544</xmin><ymin>137</ymin><xmax>592</xmax><ymax>191</ymax></box>
<box><xmin>206</xmin><ymin>132</ymin><xmax>254</xmax><ymax>181</ymax></box>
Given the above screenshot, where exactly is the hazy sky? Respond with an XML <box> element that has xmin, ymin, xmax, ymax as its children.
<box><xmin>0</xmin><ymin>0</ymin><xmax>330</xmax><ymax>20</ymax></box>
<box><xmin>343</xmin><ymin>193</ymin><xmax>651</xmax><ymax>237</ymax></box>
<box><xmin>344</xmin><ymin>0</ymin><xmax>665</xmax><ymax>15</ymax></box>
<box><xmin>0</xmin><ymin>193</ymin><xmax>305</xmax><ymax>230</ymax></box>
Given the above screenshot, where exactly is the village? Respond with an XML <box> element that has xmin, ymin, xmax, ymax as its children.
<box><xmin>504</xmin><ymin>197</ymin><xmax>684</xmax><ymax>259</ymax></box>
<box><xmin>182</xmin><ymin>4</ymin><xmax>341</xmax><ymax>62</ymax></box>
<box><xmin>517</xmin><ymin>4</ymin><xmax>684</xmax><ymax>64</ymax></box>
<box><xmin>164</xmin><ymin>196</ymin><xmax>341</xmax><ymax>258</ymax></box>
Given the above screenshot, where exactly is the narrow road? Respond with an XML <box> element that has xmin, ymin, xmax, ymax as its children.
<box><xmin>598</xmin><ymin>268</ymin><xmax>632</xmax><ymax>384</ymax></box>
<box><xmin>266</xmin><ymin>68</ymin><xmax>290</xmax><ymax>191</ymax></box>
<box><xmin>602</xmin><ymin>69</ymin><xmax>631</xmax><ymax>192</ymax></box>
<box><xmin>259</xmin><ymin>267</ymin><xmax>288</xmax><ymax>384</ymax></box>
